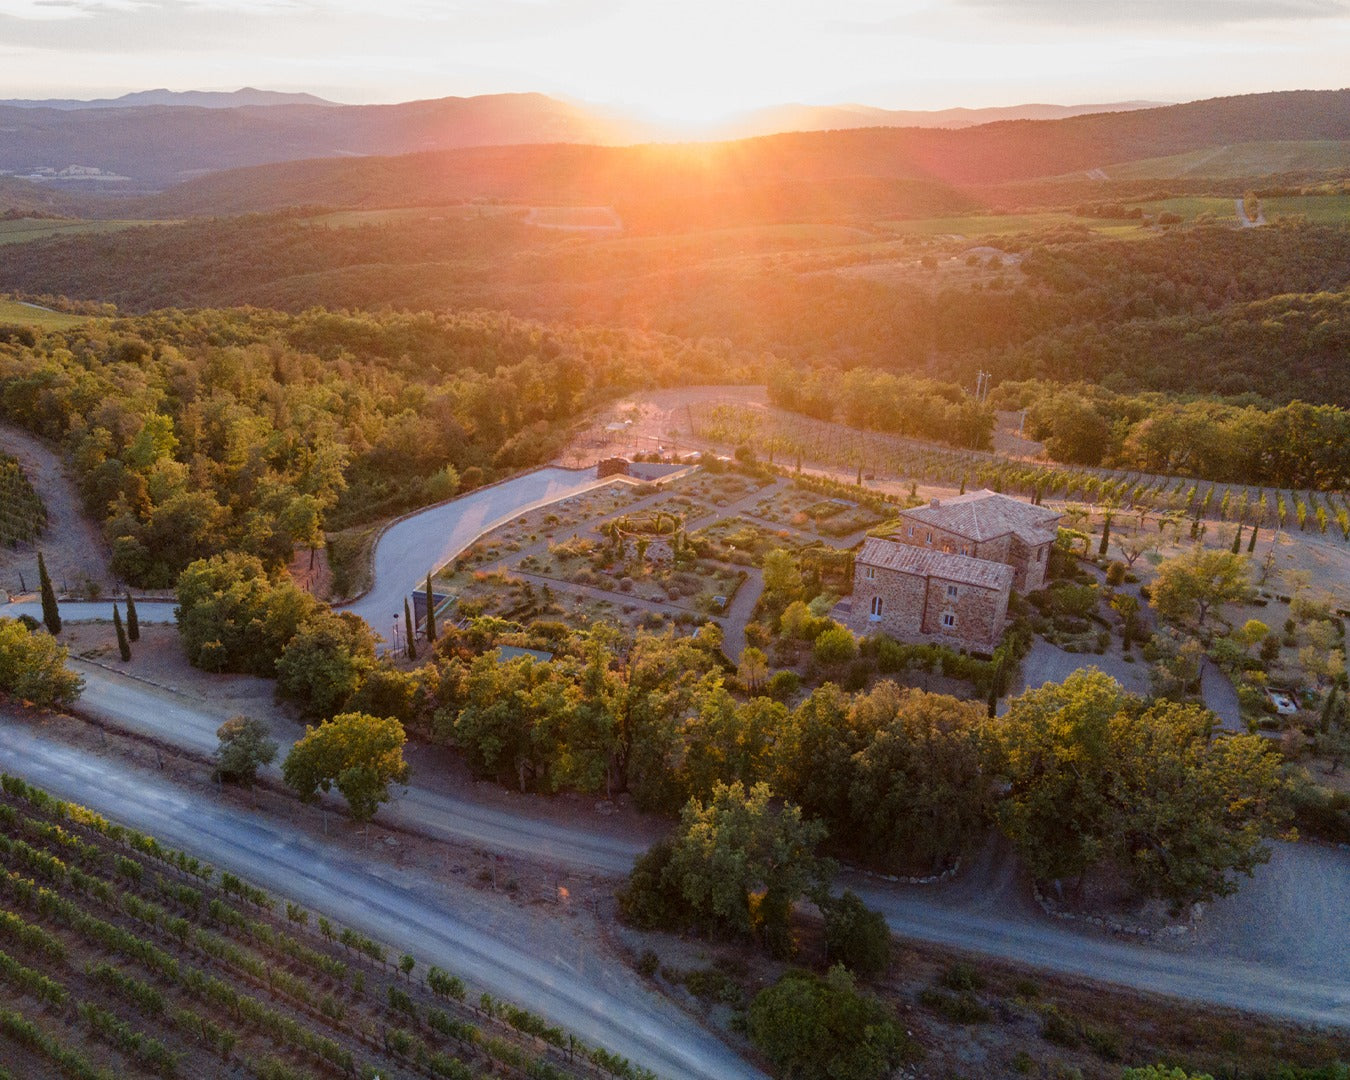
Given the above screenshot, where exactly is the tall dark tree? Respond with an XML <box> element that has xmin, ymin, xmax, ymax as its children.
<box><xmin>37</xmin><ymin>552</ymin><xmax>60</xmax><ymax>635</ymax></box>
<box><xmin>404</xmin><ymin>598</ymin><xmax>417</xmax><ymax>661</ymax></box>
<box><xmin>113</xmin><ymin>604</ymin><xmax>131</xmax><ymax>662</ymax></box>
<box><xmin>424</xmin><ymin>574</ymin><xmax>436</xmax><ymax>644</ymax></box>
<box><xmin>125</xmin><ymin>593</ymin><xmax>140</xmax><ymax>643</ymax></box>
<box><xmin>1247</xmin><ymin>524</ymin><xmax>1259</xmax><ymax>553</ymax></box>
<box><xmin>1232</xmin><ymin>524</ymin><xmax>1243</xmax><ymax>554</ymax></box>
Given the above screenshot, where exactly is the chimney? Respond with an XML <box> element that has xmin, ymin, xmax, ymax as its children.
<box><xmin>930</xmin><ymin>498</ymin><xmax>940</xmax><ymax>508</ymax></box>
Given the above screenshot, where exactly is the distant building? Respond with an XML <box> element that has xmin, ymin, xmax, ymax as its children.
<box><xmin>844</xmin><ymin>490</ymin><xmax>1060</xmax><ymax>652</ymax></box>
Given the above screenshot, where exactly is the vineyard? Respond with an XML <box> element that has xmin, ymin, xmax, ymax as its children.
<box><xmin>690</xmin><ymin>402</ymin><xmax>1350</xmax><ymax>539</ymax></box>
<box><xmin>0</xmin><ymin>453</ymin><xmax>46</xmax><ymax>548</ymax></box>
<box><xmin>0</xmin><ymin>773</ymin><xmax>655</xmax><ymax>1080</ymax></box>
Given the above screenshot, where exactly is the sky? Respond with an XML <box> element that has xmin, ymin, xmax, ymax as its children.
<box><xmin>1</xmin><ymin>0</ymin><xmax>1348</xmax><ymax>123</ymax></box>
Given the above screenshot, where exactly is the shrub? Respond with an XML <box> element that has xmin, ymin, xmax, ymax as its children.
<box><xmin>749</xmin><ymin>966</ymin><xmax>917</xmax><ymax>1080</ymax></box>
<box><xmin>821</xmin><ymin>890</ymin><xmax>891</xmax><ymax>980</ymax></box>
<box><xmin>813</xmin><ymin>625</ymin><xmax>858</xmax><ymax>666</ymax></box>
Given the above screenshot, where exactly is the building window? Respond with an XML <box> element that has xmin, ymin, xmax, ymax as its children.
<box><xmin>864</xmin><ymin>565</ymin><xmax>875</xmax><ymax>580</ymax></box>
<box><xmin>961</xmin><ymin>545</ymin><xmax>971</xmax><ymax>556</ymax></box>
<box><xmin>925</xmin><ymin>531</ymin><xmax>933</xmax><ymax>545</ymax></box>
<box><xmin>870</xmin><ymin>596</ymin><xmax>884</xmax><ymax>620</ymax></box>
<box><xmin>1038</xmin><ymin>546</ymin><xmax>1046</xmax><ymax>562</ymax></box>
<box><xmin>941</xmin><ymin>611</ymin><xmax>957</xmax><ymax>629</ymax></box>
<box><xmin>946</xmin><ymin>584</ymin><xmax>959</xmax><ymax>599</ymax></box>
<box><xmin>907</xmin><ymin>525</ymin><xmax>915</xmax><ymax>537</ymax></box>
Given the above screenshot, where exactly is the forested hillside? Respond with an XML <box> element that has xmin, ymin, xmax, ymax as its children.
<box><xmin>0</xmin><ymin>308</ymin><xmax>746</xmax><ymax>586</ymax></box>
<box><xmin>5</xmin><ymin>215</ymin><xmax>1349</xmax><ymax>404</ymax></box>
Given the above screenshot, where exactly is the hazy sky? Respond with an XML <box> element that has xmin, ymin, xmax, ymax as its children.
<box><xmin>2</xmin><ymin>0</ymin><xmax>1348</xmax><ymax>121</ymax></box>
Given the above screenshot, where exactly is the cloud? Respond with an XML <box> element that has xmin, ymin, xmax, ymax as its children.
<box><xmin>0</xmin><ymin>0</ymin><xmax>617</xmax><ymax>53</ymax></box>
<box><xmin>953</xmin><ymin>0</ymin><xmax>1350</xmax><ymax>27</ymax></box>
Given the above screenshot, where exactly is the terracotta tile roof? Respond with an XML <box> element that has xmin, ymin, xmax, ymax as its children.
<box><xmin>898</xmin><ymin>490</ymin><xmax>1060</xmax><ymax>545</ymax></box>
<box><xmin>857</xmin><ymin>537</ymin><xmax>1015</xmax><ymax>591</ymax></box>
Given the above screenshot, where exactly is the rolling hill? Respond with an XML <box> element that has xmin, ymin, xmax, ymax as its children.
<box><xmin>0</xmin><ymin>92</ymin><xmax>648</xmax><ymax>191</ymax></box>
<box><xmin>126</xmin><ymin>89</ymin><xmax>1350</xmax><ymax>223</ymax></box>
<box><xmin>0</xmin><ymin>87</ymin><xmax>336</xmax><ymax>110</ymax></box>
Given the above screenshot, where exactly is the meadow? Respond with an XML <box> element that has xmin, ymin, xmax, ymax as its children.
<box><xmin>0</xmin><ymin>296</ymin><xmax>93</xmax><ymax>330</ymax></box>
<box><xmin>0</xmin><ymin>218</ymin><xmax>166</xmax><ymax>247</ymax></box>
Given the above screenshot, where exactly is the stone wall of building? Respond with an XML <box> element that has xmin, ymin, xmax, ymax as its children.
<box><xmin>849</xmin><ymin>564</ymin><xmax>926</xmax><ymax>640</ymax></box>
<box><xmin>918</xmin><ymin>576</ymin><xmax>1009</xmax><ymax>652</ymax></box>
<box><xmin>848</xmin><ymin>567</ymin><xmax>1006</xmax><ymax>653</ymax></box>
<box><xmin>1009</xmin><ymin>536</ymin><xmax>1050</xmax><ymax>592</ymax></box>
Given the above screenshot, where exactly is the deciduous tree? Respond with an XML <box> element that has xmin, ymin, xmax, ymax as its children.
<box><xmin>666</xmin><ymin>781</ymin><xmax>831</xmax><ymax>953</ymax></box>
<box><xmin>0</xmin><ymin>617</ymin><xmax>83</xmax><ymax>707</ymax></box>
<box><xmin>282</xmin><ymin>712</ymin><xmax>410</xmax><ymax>822</ymax></box>
<box><xmin>214</xmin><ymin>715</ymin><xmax>278</xmax><ymax>787</ymax></box>
<box><xmin>1150</xmin><ymin>546</ymin><xmax>1250</xmax><ymax>628</ymax></box>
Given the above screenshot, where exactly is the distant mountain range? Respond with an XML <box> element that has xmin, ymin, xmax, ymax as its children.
<box><xmin>0</xmin><ymin>87</ymin><xmax>336</xmax><ymax>110</ymax></box>
<box><xmin>125</xmin><ymin>89</ymin><xmax>1350</xmax><ymax>225</ymax></box>
<box><xmin>707</xmin><ymin>100</ymin><xmax>1166</xmax><ymax>140</ymax></box>
<box><xmin>0</xmin><ymin>88</ymin><xmax>1166</xmax><ymax>192</ymax></box>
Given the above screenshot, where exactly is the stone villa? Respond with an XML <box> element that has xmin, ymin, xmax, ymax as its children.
<box><xmin>845</xmin><ymin>490</ymin><xmax>1061</xmax><ymax>652</ymax></box>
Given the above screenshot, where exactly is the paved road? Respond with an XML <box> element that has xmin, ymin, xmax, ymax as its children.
<box><xmin>342</xmin><ymin>467</ymin><xmax>613</xmax><ymax>630</ymax></box>
<box><xmin>45</xmin><ymin>666</ymin><xmax>1350</xmax><ymax>1031</ymax></box>
<box><xmin>852</xmin><ymin>839</ymin><xmax>1350</xmax><ymax>1030</ymax></box>
<box><xmin>0</xmin><ymin>599</ymin><xmax>178</xmax><ymax>624</ymax></box>
<box><xmin>68</xmin><ymin>664</ymin><xmax>645</xmax><ymax>876</ymax></box>
<box><xmin>0</xmin><ymin>721</ymin><xmax>763</xmax><ymax>1080</ymax></box>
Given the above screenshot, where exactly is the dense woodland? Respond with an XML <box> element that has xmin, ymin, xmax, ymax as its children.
<box><xmin>4</xmin><ymin>216</ymin><xmax>1349</xmax><ymax>407</ymax></box>
<box><xmin>0</xmin><ymin>308</ymin><xmax>747</xmax><ymax>585</ymax></box>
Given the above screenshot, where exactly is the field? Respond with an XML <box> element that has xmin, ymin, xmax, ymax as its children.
<box><xmin>873</xmin><ymin>212</ymin><xmax>1142</xmax><ymax>238</ymax></box>
<box><xmin>305</xmin><ymin>204</ymin><xmax>520</xmax><ymax>228</ymax></box>
<box><xmin>0</xmin><ymin>218</ymin><xmax>166</xmax><ymax>247</ymax></box>
<box><xmin>0</xmin><ymin>772</ymin><xmax>649</xmax><ymax>1080</ymax></box>
<box><xmin>1131</xmin><ymin>194</ymin><xmax>1350</xmax><ymax>225</ymax></box>
<box><xmin>0</xmin><ymin>297</ymin><xmax>94</xmax><ymax>331</ymax></box>
<box><xmin>1263</xmin><ymin>193</ymin><xmax>1350</xmax><ymax>225</ymax></box>
<box><xmin>1100</xmin><ymin>139</ymin><xmax>1350</xmax><ymax>180</ymax></box>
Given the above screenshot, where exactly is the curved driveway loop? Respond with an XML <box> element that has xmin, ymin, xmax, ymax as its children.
<box><xmin>342</xmin><ymin>468</ymin><xmax>611</xmax><ymax>631</ymax></box>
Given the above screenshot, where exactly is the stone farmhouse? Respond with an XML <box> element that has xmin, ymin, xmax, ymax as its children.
<box><xmin>845</xmin><ymin>490</ymin><xmax>1061</xmax><ymax>652</ymax></box>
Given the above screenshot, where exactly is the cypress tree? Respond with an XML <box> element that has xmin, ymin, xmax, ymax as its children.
<box><xmin>1247</xmin><ymin>524</ymin><xmax>1258</xmax><ymax>553</ymax></box>
<box><xmin>125</xmin><ymin>593</ymin><xmax>140</xmax><ymax>642</ymax></box>
<box><xmin>1232</xmin><ymin>525</ymin><xmax>1243</xmax><ymax>554</ymax></box>
<box><xmin>37</xmin><ymin>552</ymin><xmax>60</xmax><ymax>635</ymax></box>
<box><xmin>1321</xmin><ymin>683</ymin><xmax>1339</xmax><ymax>735</ymax></box>
<box><xmin>404</xmin><ymin>598</ymin><xmax>417</xmax><ymax>661</ymax></box>
<box><xmin>424</xmin><ymin>574</ymin><xmax>436</xmax><ymax>644</ymax></box>
<box><xmin>113</xmin><ymin>604</ymin><xmax>131</xmax><ymax>662</ymax></box>
<box><xmin>1098</xmin><ymin>514</ymin><xmax>1111</xmax><ymax>557</ymax></box>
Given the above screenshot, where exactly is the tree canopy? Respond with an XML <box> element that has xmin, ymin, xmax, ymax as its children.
<box><xmin>0</xmin><ymin>617</ymin><xmax>83</xmax><ymax>708</ymax></box>
<box><xmin>991</xmin><ymin>670</ymin><xmax>1288</xmax><ymax>906</ymax></box>
<box><xmin>282</xmin><ymin>712</ymin><xmax>410</xmax><ymax>822</ymax></box>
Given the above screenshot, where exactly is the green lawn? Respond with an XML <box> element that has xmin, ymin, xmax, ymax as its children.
<box><xmin>0</xmin><ymin>297</ymin><xmax>93</xmax><ymax>330</ymax></box>
<box><xmin>0</xmin><ymin>217</ymin><xmax>167</xmax><ymax>246</ymax></box>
